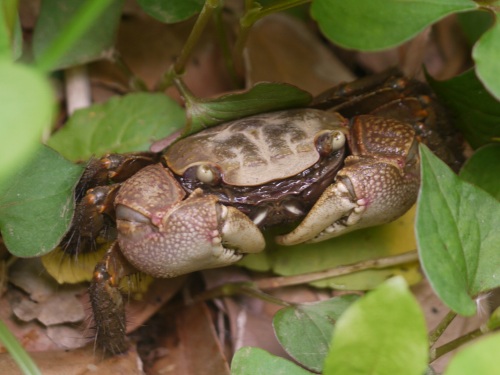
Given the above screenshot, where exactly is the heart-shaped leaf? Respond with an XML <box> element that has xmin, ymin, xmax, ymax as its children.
<box><xmin>48</xmin><ymin>93</ymin><xmax>185</xmax><ymax>161</ymax></box>
<box><xmin>416</xmin><ymin>145</ymin><xmax>500</xmax><ymax>316</ymax></box>
<box><xmin>273</xmin><ymin>295</ymin><xmax>359</xmax><ymax>372</ymax></box>
<box><xmin>0</xmin><ymin>146</ymin><xmax>83</xmax><ymax>257</ymax></box>
<box><xmin>323</xmin><ymin>277</ymin><xmax>428</xmax><ymax>375</ymax></box>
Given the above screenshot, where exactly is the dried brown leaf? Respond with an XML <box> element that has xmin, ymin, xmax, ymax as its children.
<box><xmin>245</xmin><ymin>14</ymin><xmax>355</xmax><ymax>95</ymax></box>
<box><xmin>0</xmin><ymin>345</ymin><xmax>143</xmax><ymax>375</ymax></box>
<box><xmin>176</xmin><ymin>302</ymin><xmax>231</xmax><ymax>375</ymax></box>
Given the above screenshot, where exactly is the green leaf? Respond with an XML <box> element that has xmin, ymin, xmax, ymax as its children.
<box><xmin>428</xmin><ymin>69</ymin><xmax>500</xmax><ymax>149</ymax></box>
<box><xmin>416</xmin><ymin>145</ymin><xmax>500</xmax><ymax>316</ymax></box>
<box><xmin>231</xmin><ymin>347</ymin><xmax>314</xmax><ymax>375</ymax></box>
<box><xmin>273</xmin><ymin>295</ymin><xmax>359</xmax><ymax>372</ymax></box>
<box><xmin>0</xmin><ymin>0</ymin><xmax>22</xmax><ymax>60</ymax></box>
<box><xmin>240</xmin><ymin>206</ymin><xmax>422</xmax><ymax>290</ymax></box>
<box><xmin>183</xmin><ymin>82</ymin><xmax>312</xmax><ymax>137</ymax></box>
<box><xmin>444</xmin><ymin>333</ymin><xmax>500</xmax><ymax>375</ymax></box>
<box><xmin>457</xmin><ymin>10</ymin><xmax>494</xmax><ymax>46</ymax></box>
<box><xmin>473</xmin><ymin>16</ymin><xmax>500</xmax><ymax>101</ymax></box>
<box><xmin>459</xmin><ymin>144</ymin><xmax>500</xmax><ymax>201</ymax></box>
<box><xmin>0</xmin><ymin>319</ymin><xmax>42</xmax><ymax>375</ymax></box>
<box><xmin>33</xmin><ymin>0</ymin><xmax>123</xmax><ymax>70</ymax></box>
<box><xmin>137</xmin><ymin>0</ymin><xmax>204</xmax><ymax>23</ymax></box>
<box><xmin>0</xmin><ymin>60</ymin><xmax>54</xmax><ymax>190</ymax></box>
<box><xmin>48</xmin><ymin>93</ymin><xmax>185</xmax><ymax>161</ymax></box>
<box><xmin>0</xmin><ymin>146</ymin><xmax>83</xmax><ymax>257</ymax></box>
<box><xmin>485</xmin><ymin>306</ymin><xmax>500</xmax><ymax>331</ymax></box>
<box><xmin>323</xmin><ymin>277</ymin><xmax>428</xmax><ymax>375</ymax></box>
<box><xmin>311</xmin><ymin>0</ymin><xmax>476</xmax><ymax>51</ymax></box>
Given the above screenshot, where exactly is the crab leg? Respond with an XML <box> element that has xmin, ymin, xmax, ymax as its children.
<box><xmin>89</xmin><ymin>242</ymin><xmax>135</xmax><ymax>354</ymax></box>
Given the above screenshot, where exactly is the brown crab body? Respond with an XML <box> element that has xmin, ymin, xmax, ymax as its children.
<box><xmin>58</xmin><ymin>71</ymin><xmax>463</xmax><ymax>355</ymax></box>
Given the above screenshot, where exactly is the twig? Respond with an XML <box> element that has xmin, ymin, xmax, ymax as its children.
<box><xmin>428</xmin><ymin>310</ymin><xmax>457</xmax><ymax>347</ymax></box>
<box><xmin>430</xmin><ymin>328</ymin><xmax>483</xmax><ymax>362</ymax></box>
<box><xmin>255</xmin><ymin>250</ymin><xmax>419</xmax><ymax>290</ymax></box>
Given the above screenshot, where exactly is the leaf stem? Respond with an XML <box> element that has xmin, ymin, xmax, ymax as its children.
<box><xmin>156</xmin><ymin>0</ymin><xmax>222</xmax><ymax>91</ymax></box>
<box><xmin>174</xmin><ymin>0</ymin><xmax>221</xmax><ymax>74</ymax></box>
<box><xmin>0</xmin><ymin>319</ymin><xmax>42</xmax><ymax>375</ymax></box>
<box><xmin>430</xmin><ymin>328</ymin><xmax>484</xmax><ymax>362</ymax></box>
<box><xmin>35</xmin><ymin>0</ymin><xmax>116</xmax><ymax>73</ymax></box>
<box><xmin>428</xmin><ymin>310</ymin><xmax>457</xmax><ymax>347</ymax></box>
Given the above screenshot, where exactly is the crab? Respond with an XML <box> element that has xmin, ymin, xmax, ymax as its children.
<box><xmin>57</xmin><ymin>70</ymin><xmax>463</xmax><ymax>354</ymax></box>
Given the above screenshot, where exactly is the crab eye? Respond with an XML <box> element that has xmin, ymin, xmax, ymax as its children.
<box><xmin>195</xmin><ymin>164</ymin><xmax>221</xmax><ymax>185</ymax></box>
<box><xmin>315</xmin><ymin>129</ymin><xmax>346</xmax><ymax>156</ymax></box>
<box><xmin>196</xmin><ymin>165</ymin><xmax>214</xmax><ymax>183</ymax></box>
<box><xmin>116</xmin><ymin>204</ymin><xmax>151</xmax><ymax>224</ymax></box>
<box><xmin>330</xmin><ymin>130</ymin><xmax>346</xmax><ymax>151</ymax></box>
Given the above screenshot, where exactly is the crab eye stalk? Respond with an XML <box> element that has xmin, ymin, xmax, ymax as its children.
<box><xmin>315</xmin><ymin>129</ymin><xmax>347</xmax><ymax>156</ymax></box>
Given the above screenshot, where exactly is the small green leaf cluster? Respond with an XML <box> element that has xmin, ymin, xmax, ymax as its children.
<box><xmin>232</xmin><ymin>278</ymin><xmax>500</xmax><ymax>375</ymax></box>
<box><xmin>232</xmin><ymin>278</ymin><xmax>429</xmax><ymax>375</ymax></box>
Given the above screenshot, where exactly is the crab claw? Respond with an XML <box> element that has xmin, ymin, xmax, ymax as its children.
<box><xmin>114</xmin><ymin>164</ymin><xmax>265</xmax><ymax>278</ymax></box>
<box><xmin>276</xmin><ymin>116</ymin><xmax>420</xmax><ymax>245</ymax></box>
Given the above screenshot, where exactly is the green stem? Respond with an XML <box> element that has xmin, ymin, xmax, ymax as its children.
<box><xmin>156</xmin><ymin>0</ymin><xmax>222</xmax><ymax>91</ymax></box>
<box><xmin>430</xmin><ymin>328</ymin><xmax>484</xmax><ymax>362</ymax></box>
<box><xmin>428</xmin><ymin>310</ymin><xmax>457</xmax><ymax>347</ymax></box>
<box><xmin>174</xmin><ymin>0</ymin><xmax>221</xmax><ymax>74</ymax></box>
<box><xmin>0</xmin><ymin>320</ymin><xmax>42</xmax><ymax>375</ymax></box>
<box><xmin>35</xmin><ymin>0</ymin><xmax>116</xmax><ymax>73</ymax></box>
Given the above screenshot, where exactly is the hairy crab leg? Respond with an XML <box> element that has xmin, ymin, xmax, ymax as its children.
<box><xmin>59</xmin><ymin>152</ymin><xmax>161</xmax><ymax>256</ymax></box>
<box><xmin>89</xmin><ymin>242</ymin><xmax>136</xmax><ymax>355</ymax></box>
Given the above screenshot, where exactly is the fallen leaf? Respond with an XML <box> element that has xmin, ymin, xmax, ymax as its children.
<box><xmin>245</xmin><ymin>14</ymin><xmax>355</xmax><ymax>95</ymax></box>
